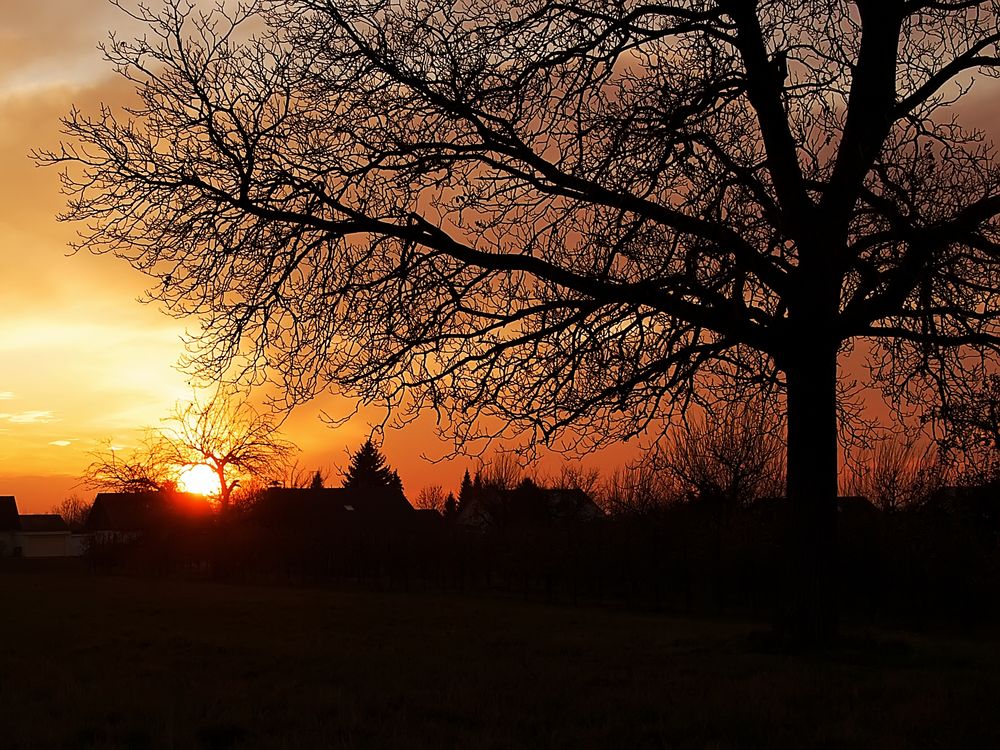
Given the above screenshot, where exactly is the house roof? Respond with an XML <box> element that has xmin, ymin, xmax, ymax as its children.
<box><xmin>84</xmin><ymin>491</ymin><xmax>213</xmax><ymax>532</ymax></box>
<box><xmin>18</xmin><ymin>514</ymin><xmax>70</xmax><ymax>533</ymax></box>
<box><xmin>0</xmin><ymin>496</ymin><xmax>19</xmax><ymax>531</ymax></box>
<box><xmin>457</xmin><ymin>485</ymin><xmax>603</xmax><ymax>529</ymax></box>
<box><xmin>250</xmin><ymin>486</ymin><xmax>413</xmax><ymax>528</ymax></box>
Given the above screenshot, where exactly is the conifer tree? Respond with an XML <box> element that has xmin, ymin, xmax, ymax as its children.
<box><xmin>443</xmin><ymin>493</ymin><xmax>458</xmax><ymax>521</ymax></box>
<box><xmin>342</xmin><ymin>439</ymin><xmax>403</xmax><ymax>494</ymax></box>
<box><xmin>458</xmin><ymin>469</ymin><xmax>474</xmax><ymax>510</ymax></box>
<box><xmin>309</xmin><ymin>470</ymin><xmax>324</xmax><ymax>490</ymax></box>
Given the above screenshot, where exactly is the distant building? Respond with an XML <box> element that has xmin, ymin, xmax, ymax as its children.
<box><xmin>457</xmin><ymin>483</ymin><xmax>604</xmax><ymax>531</ymax></box>
<box><xmin>0</xmin><ymin>497</ymin><xmax>80</xmax><ymax>557</ymax></box>
<box><xmin>0</xmin><ymin>496</ymin><xmax>19</xmax><ymax>556</ymax></box>
<box><xmin>17</xmin><ymin>514</ymin><xmax>75</xmax><ymax>557</ymax></box>
<box><xmin>250</xmin><ymin>486</ymin><xmax>414</xmax><ymax>529</ymax></box>
<box><xmin>84</xmin><ymin>491</ymin><xmax>214</xmax><ymax>541</ymax></box>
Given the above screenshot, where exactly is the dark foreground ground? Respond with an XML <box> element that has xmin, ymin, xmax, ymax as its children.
<box><xmin>2</xmin><ymin>565</ymin><xmax>999</xmax><ymax>749</ymax></box>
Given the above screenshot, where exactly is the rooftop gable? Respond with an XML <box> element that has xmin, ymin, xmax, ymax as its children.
<box><xmin>18</xmin><ymin>514</ymin><xmax>70</xmax><ymax>533</ymax></box>
<box><xmin>85</xmin><ymin>491</ymin><xmax>213</xmax><ymax>532</ymax></box>
<box><xmin>0</xmin><ymin>496</ymin><xmax>19</xmax><ymax>531</ymax></box>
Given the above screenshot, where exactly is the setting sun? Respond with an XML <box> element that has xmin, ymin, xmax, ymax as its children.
<box><xmin>177</xmin><ymin>464</ymin><xmax>221</xmax><ymax>497</ymax></box>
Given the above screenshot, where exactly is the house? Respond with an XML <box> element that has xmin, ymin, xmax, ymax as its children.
<box><xmin>0</xmin><ymin>496</ymin><xmax>19</xmax><ymax>556</ymax></box>
<box><xmin>0</xmin><ymin>497</ymin><xmax>79</xmax><ymax>557</ymax></box>
<box><xmin>250</xmin><ymin>486</ymin><xmax>414</xmax><ymax>529</ymax></box>
<box><xmin>16</xmin><ymin>514</ymin><xmax>75</xmax><ymax>557</ymax></box>
<box><xmin>457</xmin><ymin>482</ymin><xmax>604</xmax><ymax>531</ymax></box>
<box><xmin>84</xmin><ymin>490</ymin><xmax>214</xmax><ymax>540</ymax></box>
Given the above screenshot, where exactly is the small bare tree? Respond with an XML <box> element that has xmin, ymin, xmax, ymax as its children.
<box><xmin>660</xmin><ymin>403</ymin><xmax>786</xmax><ymax>508</ymax></box>
<box><xmin>415</xmin><ymin>484</ymin><xmax>447</xmax><ymax>513</ymax></box>
<box><xmin>546</xmin><ymin>463</ymin><xmax>602</xmax><ymax>497</ymax></box>
<box><xmin>932</xmin><ymin>374</ymin><xmax>1000</xmax><ymax>487</ymax></box>
<box><xmin>846</xmin><ymin>435</ymin><xmax>948</xmax><ymax>512</ymax></box>
<box><xmin>51</xmin><ymin>494</ymin><xmax>91</xmax><ymax>531</ymax></box>
<box><xmin>82</xmin><ymin>433</ymin><xmax>176</xmax><ymax>494</ymax></box>
<box><xmin>161</xmin><ymin>390</ymin><xmax>298</xmax><ymax>511</ymax></box>
<box><xmin>598</xmin><ymin>456</ymin><xmax>677</xmax><ymax>517</ymax></box>
<box><xmin>478</xmin><ymin>452</ymin><xmax>526</xmax><ymax>492</ymax></box>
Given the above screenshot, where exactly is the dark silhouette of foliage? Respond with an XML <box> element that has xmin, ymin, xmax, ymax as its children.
<box><xmin>310</xmin><ymin>470</ymin><xmax>325</xmax><ymax>490</ymax></box>
<box><xmin>38</xmin><ymin>0</ymin><xmax>1000</xmax><ymax>641</ymax></box>
<box><xmin>51</xmin><ymin>494</ymin><xmax>92</xmax><ymax>532</ymax></box>
<box><xmin>660</xmin><ymin>401</ymin><xmax>786</xmax><ymax>508</ymax></box>
<box><xmin>342</xmin><ymin>439</ymin><xmax>404</xmax><ymax>494</ymax></box>
<box><xmin>415</xmin><ymin>484</ymin><xmax>447</xmax><ymax>512</ymax></box>
<box><xmin>845</xmin><ymin>435</ymin><xmax>947</xmax><ymax>512</ymax></box>
<box><xmin>932</xmin><ymin>374</ymin><xmax>1000</xmax><ymax>486</ymax></box>
<box><xmin>162</xmin><ymin>390</ymin><xmax>298</xmax><ymax>511</ymax></box>
<box><xmin>443</xmin><ymin>492</ymin><xmax>458</xmax><ymax>521</ymax></box>
<box><xmin>458</xmin><ymin>470</ymin><xmax>474</xmax><ymax>512</ymax></box>
<box><xmin>82</xmin><ymin>433</ymin><xmax>175</xmax><ymax>494</ymax></box>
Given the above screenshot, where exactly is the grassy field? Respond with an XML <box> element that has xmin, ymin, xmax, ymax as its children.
<box><xmin>1</xmin><ymin>566</ymin><xmax>999</xmax><ymax>749</ymax></box>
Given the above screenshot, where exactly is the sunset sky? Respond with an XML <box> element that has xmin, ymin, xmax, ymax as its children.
<box><xmin>0</xmin><ymin>1</ymin><xmax>638</xmax><ymax>512</ymax></box>
<box><xmin>5</xmin><ymin>2</ymin><xmax>999</xmax><ymax>512</ymax></box>
<box><xmin>0</xmin><ymin>3</ymin><xmax>399</xmax><ymax>509</ymax></box>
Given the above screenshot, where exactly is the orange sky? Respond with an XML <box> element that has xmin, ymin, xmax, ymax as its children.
<box><xmin>4</xmin><ymin>3</ymin><xmax>999</xmax><ymax>512</ymax></box>
<box><xmin>0</xmin><ymin>2</ymin><xmax>639</xmax><ymax>512</ymax></box>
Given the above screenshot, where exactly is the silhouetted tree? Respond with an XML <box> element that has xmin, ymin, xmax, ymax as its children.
<box><xmin>51</xmin><ymin>494</ymin><xmax>91</xmax><ymax>532</ymax></box>
<box><xmin>480</xmin><ymin>453</ymin><xmax>524</xmax><ymax>492</ymax></box>
<box><xmin>40</xmin><ymin>1</ymin><xmax>1000</xmax><ymax>641</ymax></box>
<box><xmin>310</xmin><ymin>470</ymin><xmax>325</xmax><ymax>490</ymax></box>
<box><xmin>845</xmin><ymin>434</ymin><xmax>947</xmax><ymax>512</ymax></box>
<box><xmin>342</xmin><ymin>438</ymin><xmax>404</xmax><ymax>494</ymax></box>
<box><xmin>661</xmin><ymin>401</ymin><xmax>786</xmax><ymax>508</ymax></box>
<box><xmin>598</xmin><ymin>455</ymin><xmax>678</xmax><ymax>517</ymax></box>
<box><xmin>161</xmin><ymin>390</ymin><xmax>298</xmax><ymax>511</ymax></box>
<box><xmin>415</xmin><ymin>484</ymin><xmax>447</xmax><ymax>512</ymax></box>
<box><xmin>82</xmin><ymin>433</ymin><xmax>175</xmax><ymax>494</ymax></box>
<box><xmin>932</xmin><ymin>374</ymin><xmax>1000</xmax><ymax>486</ymax></box>
<box><xmin>547</xmin><ymin>464</ymin><xmax>602</xmax><ymax>498</ymax></box>
<box><xmin>458</xmin><ymin>469</ymin><xmax>475</xmax><ymax>512</ymax></box>
<box><xmin>443</xmin><ymin>492</ymin><xmax>459</xmax><ymax>521</ymax></box>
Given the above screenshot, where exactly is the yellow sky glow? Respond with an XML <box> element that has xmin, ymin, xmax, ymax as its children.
<box><xmin>0</xmin><ymin>2</ymin><xmax>643</xmax><ymax>513</ymax></box>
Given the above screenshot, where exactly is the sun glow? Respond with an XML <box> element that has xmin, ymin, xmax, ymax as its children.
<box><xmin>177</xmin><ymin>464</ymin><xmax>221</xmax><ymax>496</ymax></box>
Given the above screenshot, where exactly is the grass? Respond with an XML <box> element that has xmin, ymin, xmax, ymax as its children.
<box><xmin>1</xmin><ymin>565</ymin><xmax>999</xmax><ymax>749</ymax></box>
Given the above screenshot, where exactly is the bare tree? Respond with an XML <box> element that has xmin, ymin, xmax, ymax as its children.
<box><xmin>931</xmin><ymin>374</ymin><xmax>1000</xmax><ymax>486</ymax></box>
<box><xmin>547</xmin><ymin>463</ymin><xmax>602</xmax><ymax>497</ymax></box>
<box><xmin>415</xmin><ymin>484</ymin><xmax>447</xmax><ymax>512</ymax></box>
<box><xmin>82</xmin><ymin>433</ymin><xmax>176</xmax><ymax>494</ymax></box>
<box><xmin>845</xmin><ymin>434</ymin><xmax>948</xmax><ymax>512</ymax></box>
<box><xmin>660</xmin><ymin>402</ymin><xmax>786</xmax><ymax>507</ymax></box>
<box><xmin>161</xmin><ymin>390</ymin><xmax>298</xmax><ymax>511</ymax></box>
<box><xmin>478</xmin><ymin>452</ymin><xmax>525</xmax><ymax>492</ymax></box>
<box><xmin>51</xmin><ymin>494</ymin><xmax>92</xmax><ymax>532</ymax></box>
<box><xmin>39</xmin><ymin>1</ymin><xmax>1000</xmax><ymax>640</ymax></box>
<box><xmin>598</xmin><ymin>457</ymin><xmax>678</xmax><ymax>517</ymax></box>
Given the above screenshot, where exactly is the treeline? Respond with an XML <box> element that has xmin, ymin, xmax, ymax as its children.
<box><xmin>78</xmin><ymin>483</ymin><xmax>1000</xmax><ymax>627</ymax></box>
<box><xmin>74</xmin><ymin>419</ymin><xmax>1000</xmax><ymax>628</ymax></box>
<box><xmin>51</xmin><ymin>390</ymin><xmax>1000</xmax><ymax>626</ymax></box>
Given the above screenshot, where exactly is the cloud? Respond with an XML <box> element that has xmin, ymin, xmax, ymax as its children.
<box><xmin>0</xmin><ymin>410</ymin><xmax>56</xmax><ymax>424</ymax></box>
<box><xmin>48</xmin><ymin>440</ymin><xmax>72</xmax><ymax>447</ymax></box>
<box><xmin>0</xmin><ymin>391</ymin><xmax>13</xmax><ymax>400</ymax></box>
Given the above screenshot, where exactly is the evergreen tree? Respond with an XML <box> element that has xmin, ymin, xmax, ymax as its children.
<box><xmin>309</xmin><ymin>470</ymin><xmax>324</xmax><ymax>490</ymax></box>
<box><xmin>458</xmin><ymin>469</ymin><xmax>474</xmax><ymax>509</ymax></box>
<box><xmin>342</xmin><ymin>438</ymin><xmax>401</xmax><ymax>493</ymax></box>
<box><xmin>443</xmin><ymin>492</ymin><xmax>458</xmax><ymax>521</ymax></box>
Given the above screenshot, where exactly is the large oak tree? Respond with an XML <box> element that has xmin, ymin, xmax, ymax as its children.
<box><xmin>39</xmin><ymin>0</ymin><xmax>1000</xmax><ymax>638</ymax></box>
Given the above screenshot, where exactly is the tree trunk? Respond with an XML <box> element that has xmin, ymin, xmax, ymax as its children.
<box><xmin>783</xmin><ymin>338</ymin><xmax>840</xmax><ymax>645</ymax></box>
